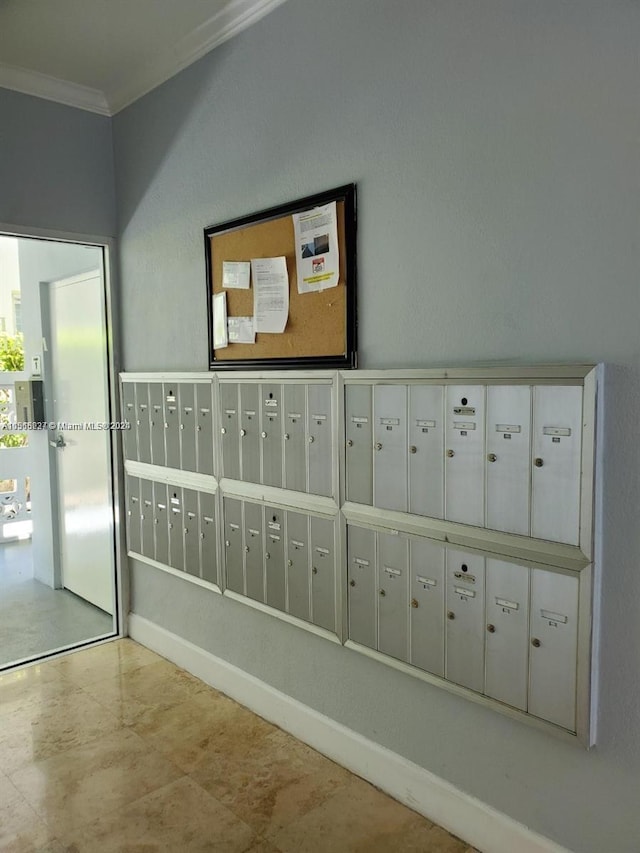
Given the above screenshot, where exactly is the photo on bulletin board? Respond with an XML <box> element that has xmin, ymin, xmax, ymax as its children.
<box><xmin>204</xmin><ymin>184</ymin><xmax>357</xmax><ymax>370</ymax></box>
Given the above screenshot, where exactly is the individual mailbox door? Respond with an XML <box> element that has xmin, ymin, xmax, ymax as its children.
<box><xmin>485</xmin><ymin>558</ymin><xmax>529</xmax><ymax>711</ymax></box>
<box><xmin>409</xmin><ymin>385</ymin><xmax>444</xmax><ymax>519</ymax></box>
<box><xmin>529</xmin><ymin>569</ymin><xmax>578</xmax><ymax>731</ymax></box>
<box><xmin>347</xmin><ymin>525</ymin><xmax>376</xmax><ymax>650</ymax></box>
<box><xmin>486</xmin><ymin>386</ymin><xmax>531</xmax><ymax>536</ymax></box>
<box><xmin>286</xmin><ymin>512</ymin><xmax>310</xmax><ymax>621</ymax></box>
<box><xmin>149</xmin><ymin>384</ymin><xmax>165</xmax><ymax>467</ymax></box>
<box><xmin>445</xmin><ymin>549</ymin><xmax>485</xmax><ymax>692</ymax></box>
<box><xmin>377</xmin><ymin>532</ymin><xmax>409</xmax><ymax>662</ymax></box>
<box><xmin>168</xmin><ymin>488</ymin><xmax>184</xmax><ymax>571</ymax></box>
<box><xmin>153</xmin><ymin>482</ymin><xmax>169</xmax><ymax>566</ymax></box>
<box><xmin>240</xmin><ymin>384</ymin><xmax>260</xmax><ymax>484</ymax></box>
<box><xmin>244</xmin><ymin>502</ymin><xmax>265</xmax><ymax>603</ymax></box>
<box><xmin>163</xmin><ymin>385</ymin><xmax>181</xmax><ymax>469</ymax></box>
<box><xmin>126</xmin><ymin>476</ymin><xmax>141</xmax><ymax>555</ymax></box>
<box><xmin>179</xmin><ymin>384</ymin><xmax>197</xmax><ymax>472</ymax></box>
<box><xmin>265</xmin><ymin>506</ymin><xmax>286</xmax><ymax>612</ymax></box>
<box><xmin>409</xmin><ymin>537</ymin><xmax>445</xmax><ymax>677</ymax></box>
<box><xmin>445</xmin><ymin>386</ymin><xmax>486</xmax><ymax>527</ymax></box>
<box><xmin>307</xmin><ymin>384</ymin><xmax>333</xmax><ymax>498</ymax></box>
<box><xmin>261</xmin><ymin>384</ymin><xmax>283</xmax><ymax>488</ymax></box>
<box><xmin>196</xmin><ymin>384</ymin><xmax>215</xmax><ymax>477</ymax></box>
<box><xmin>310</xmin><ymin>516</ymin><xmax>336</xmax><ymax>632</ymax></box>
<box><xmin>531</xmin><ymin>386</ymin><xmax>583</xmax><ymax>546</ymax></box>
<box><xmin>134</xmin><ymin>383</ymin><xmax>151</xmax><ymax>464</ymax></box>
<box><xmin>183</xmin><ymin>489</ymin><xmax>200</xmax><ymax>577</ymax></box>
<box><xmin>223</xmin><ymin>498</ymin><xmax>243</xmax><ymax>594</ymax></box>
<box><xmin>373</xmin><ymin>385</ymin><xmax>408</xmax><ymax>512</ymax></box>
<box><xmin>345</xmin><ymin>384</ymin><xmax>373</xmax><ymax>505</ymax></box>
<box><xmin>199</xmin><ymin>491</ymin><xmax>217</xmax><ymax>585</ymax></box>
<box><xmin>140</xmin><ymin>479</ymin><xmax>154</xmax><ymax>559</ymax></box>
<box><xmin>220</xmin><ymin>383</ymin><xmax>240</xmax><ymax>481</ymax></box>
<box><xmin>283</xmin><ymin>384</ymin><xmax>307</xmax><ymax>493</ymax></box>
<box><xmin>121</xmin><ymin>384</ymin><xmax>138</xmax><ymax>461</ymax></box>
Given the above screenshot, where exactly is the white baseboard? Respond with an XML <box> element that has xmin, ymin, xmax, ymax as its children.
<box><xmin>128</xmin><ymin>613</ymin><xmax>571</xmax><ymax>853</ymax></box>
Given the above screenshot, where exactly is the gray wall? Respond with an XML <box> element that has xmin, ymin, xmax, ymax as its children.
<box><xmin>0</xmin><ymin>88</ymin><xmax>115</xmax><ymax>237</ymax></box>
<box><xmin>114</xmin><ymin>1</ymin><xmax>640</xmax><ymax>850</ymax></box>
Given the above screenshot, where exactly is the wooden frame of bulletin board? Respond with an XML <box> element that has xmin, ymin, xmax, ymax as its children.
<box><xmin>204</xmin><ymin>184</ymin><xmax>357</xmax><ymax>369</ymax></box>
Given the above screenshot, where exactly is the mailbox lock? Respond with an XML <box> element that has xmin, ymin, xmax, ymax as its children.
<box><xmin>184</xmin><ymin>527</ymin><xmax>188</xmax><ymax>534</ymax></box>
<box><xmin>164</xmin><ymin>422</ymin><xmax>169</xmax><ymax>429</ymax></box>
<box><xmin>221</xmin><ymin>427</ymin><xmax>226</xmax><ymax>435</ymax></box>
<box><xmin>261</xmin><ymin>431</ymin><xmax>267</xmax><ymax>439</ymax></box>
<box><xmin>200</xmin><ymin>533</ymin><xmax>205</xmax><ymax>540</ymax></box>
<box><xmin>346</xmin><ymin>439</ymin><xmax>353</xmax><ymax>447</ymax></box>
<box><xmin>375</xmin><ymin>442</ymin><xmax>383</xmax><ymax>451</ymax></box>
<box><xmin>284</xmin><ymin>433</ymin><xmax>290</xmax><ymax>440</ymax></box>
<box><xmin>308</xmin><ymin>435</ymin><xmax>315</xmax><ymax>443</ymax></box>
<box><xmin>447</xmin><ymin>610</ymin><xmax>455</xmax><ymax>620</ymax></box>
<box><xmin>534</xmin><ymin>458</ymin><xmax>544</xmax><ymax>468</ymax></box>
<box><xmin>531</xmin><ymin>638</ymin><xmax>542</xmax><ymax>648</ymax></box>
<box><xmin>225</xmin><ymin>539</ymin><xmax>230</xmax><ymax>547</ymax></box>
<box><xmin>487</xmin><ymin>453</ymin><xmax>497</xmax><ymax>463</ymax></box>
<box><xmin>350</xmin><ymin>579</ymin><xmax>356</xmax><ymax>587</ymax></box>
<box><xmin>265</xmin><ymin>552</ymin><xmax>270</xmax><ymax>560</ymax></box>
<box><xmin>446</xmin><ymin>449</ymin><xmax>455</xmax><ymax>458</ymax></box>
<box><xmin>180</xmin><ymin>424</ymin><xmax>184</xmax><ymax>431</ymax></box>
<box><xmin>411</xmin><ymin>598</ymin><xmax>419</xmax><ymax>608</ymax></box>
<box><xmin>197</xmin><ymin>425</ymin><xmax>201</xmax><ymax>432</ymax></box>
<box><xmin>409</xmin><ymin>445</ymin><xmax>417</xmax><ymax>454</ymax></box>
<box><xmin>379</xmin><ymin>589</ymin><xmax>386</xmax><ymax>597</ymax></box>
<box><xmin>487</xmin><ymin>624</ymin><xmax>496</xmax><ymax>633</ymax></box>
<box><xmin>244</xmin><ymin>546</ymin><xmax>250</xmax><ymax>553</ymax></box>
<box><xmin>288</xmin><ymin>559</ymin><xmax>293</xmax><ymax>567</ymax></box>
<box><xmin>136</xmin><ymin>419</ymin><xmax>141</xmax><ymax>426</ymax></box>
<box><xmin>312</xmin><ymin>566</ymin><xmax>318</xmax><ymax>574</ymax></box>
<box><xmin>240</xmin><ymin>429</ymin><xmax>246</xmax><ymax>437</ymax></box>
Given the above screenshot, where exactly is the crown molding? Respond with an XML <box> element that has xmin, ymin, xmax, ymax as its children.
<box><xmin>107</xmin><ymin>0</ymin><xmax>290</xmax><ymax>114</ymax></box>
<box><xmin>0</xmin><ymin>62</ymin><xmax>110</xmax><ymax>116</ymax></box>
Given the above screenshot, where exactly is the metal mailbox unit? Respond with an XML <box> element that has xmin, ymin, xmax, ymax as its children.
<box><xmin>342</xmin><ymin>365</ymin><xmax>601</xmax><ymax>746</ymax></box>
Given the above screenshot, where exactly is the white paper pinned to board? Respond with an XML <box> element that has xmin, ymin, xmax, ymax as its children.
<box><xmin>252</xmin><ymin>256</ymin><xmax>289</xmax><ymax>333</ymax></box>
<box><xmin>213</xmin><ymin>291</ymin><xmax>228</xmax><ymax>348</ymax></box>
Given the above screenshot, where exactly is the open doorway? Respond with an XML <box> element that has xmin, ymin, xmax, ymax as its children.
<box><xmin>0</xmin><ymin>235</ymin><xmax>118</xmax><ymax>668</ymax></box>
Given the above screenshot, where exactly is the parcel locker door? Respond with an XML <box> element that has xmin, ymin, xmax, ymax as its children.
<box><xmin>347</xmin><ymin>525</ymin><xmax>377</xmax><ymax>649</ymax></box>
<box><xmin>135</xmin><ymin>383</ymin><xmax>151</xmax><ymax>464</ymax></box>
<box><xmin>196</xmin><ymin>384</ymin><xmax>215</xmax><ymax>477</ymax></box>
<box><xmin>410</xmin><ymin>537</ymin><xmax>445</xmax><ymax>677</ymax></box>
<box><xmin>307</xmin><ymin>384</ymin><xmax>333</xmax><ymax>498</ymax></box>
<box><xmin>140</xmin><ymin>480</ymin><xmax>154</xmax><ymax>559</ymax></box>
<box><xmin>261</xmin><ymin>384</ymin><xmax>283</xmax><ymax>487</ymax></box>
<box><xmin>283</xmin><ymin>384</ymin><xmax>307</xmax><ymax>493</ymax></box>
<box><xmin>445</xmin><ymin>550</ymin><xmax>485</xmax><ymax>693</ymax></box>
<box><xmin>377</xmin><ymin>532</ymin><xmax>409</xmax><ymax>662</ymax></box>
<box><xmin>125</xmin><ymin>476</ymin><xmax>141</xmax><ymax>555</ymax></box>
<box><xmin>373</xmin><ymin>385</ymin><xmax>408</xmax><ymax>512</ymax></box>
<box><xmin>531</xmin><ymin>386</ymin><xmax>583</xmax><ymax>546</ymax></box>
<box><xmin>485</xmin><ymin>558</ymin><xmax>529</xmax><ymax>710</ymax></box>
<box><xmin>445</xmin><ymin>386</ymin><xmax>486</xmax><ymax>527</ymax></box>
<box><xmin>179</xmin><ymin>384</ymin><xmax>197</xmax><ymax>472</ymax></box>
<box><xmin>286</xmin><ymin>512</ymin><xmax>310</xmax><ymax>621</ymax></box>
<box><xmin>183</xmin><ymin>489</ymin><xmax>201</xmax><ymax>577</ymax></box>
<box><xmin>149</xmin><ymin>384</ymin><xmax>165</xmax><ymax>467</ymax></box>
<box><xmin>168</xmin><ymin>488</ymin><xmax>184</xmax><ymax>571</ymax></box>
<box><xmin>529</xmin><ymin>569</ymin><xmax>579</xmax><ymax>731</ymax></box>
<box><xmin>486</xmin><ymin>386</ymin><xmax>531</xmax><ymax>536</ymax></box>
<box><xmin>121</xmin><ymin>384</ymin><xmax>138</xmax><ymax>461</ymax></box>
<box><xmin>244</xmin><ymin>502</ymin><xmax>265</xmax><ymax>603</ymax></box>
<box><xmin>409</xmin><ymin>385</ymin><xmax>444</xmax><ymax>519</ymax></box>
<box><xmin>153</xmin><ymin>482</ymin><xmax>169</xmax><ymax>566</ymax></box>
<box><xmin>223</xmin><ymin>498</ymin><xmax>243</xmax><ymax>594</ymax></box>
<box><xmin>345</xmin><ymin>384</ymin><xmax>373</xmax><ymax>505</ymax></box>
<box><xmin>220</xmin><ymin>383</ymin><xmax>240</xmax><ymax>480</ymax></box>
<box><xmin>240</xmin><ymin>384</ymin><xmax>260</xmax><ymax>484</ymax></box>
<box><xmin>199</xmin><ymin>491</ymin><xmax>217</xmax><ymax>585</ymax></box>
<box><xmin>265</xmin><ymin>506</ymin><xmax>286</xmax><ymax>611</ymax></box>
<box><xmin>164</xmin><ymin>385</ymin><xmax>181</xmax><ymax>469</ymax></box>
<box><xmin>310</xmin><ymin>516</ymin><xmax>336</xmax><ymax>632</ymax></box>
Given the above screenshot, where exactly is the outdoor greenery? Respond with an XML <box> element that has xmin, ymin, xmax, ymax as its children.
<box><xmin>0</xmin><ymin>333</ymin><xmax>28</xmax><ymax>448</ymax></box>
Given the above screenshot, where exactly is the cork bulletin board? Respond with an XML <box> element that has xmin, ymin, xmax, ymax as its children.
<box><xmin>204</xmin><ymin>184</ymin><xmax>357</xmax><ymax>369</ymax></box>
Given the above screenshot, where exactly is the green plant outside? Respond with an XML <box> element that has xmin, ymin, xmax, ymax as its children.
<box><xmin>0</xmin><ymin>333</ymin><xmax>28</xmax><ymax>448</ymax></box>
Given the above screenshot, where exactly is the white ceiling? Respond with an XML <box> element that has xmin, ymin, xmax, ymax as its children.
<box><xmin>0</xmin><ymin>0</ymin><xmax>289</xmax><ymax>115</ymax></box>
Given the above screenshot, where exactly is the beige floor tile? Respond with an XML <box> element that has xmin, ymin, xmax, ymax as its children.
<box><xmin>0</xmin><ymin>772</ymin><xmax>54</xmax><ymax>852</ymax></box>
<box><xmin>8</xmin><ymin>728</ymin><xmax>183</xmax><ymax>836</ymax></box>
<box><xmin>191</xmin><ymin>727</ymin><xmax>352</xmax><ymax>836</ymax></box>
<box><xmin>0</xmin><ymin>688</ymin><xmax>124</xmax><ymax>775</ymax></box>
<box><xmin>44</xmin><ymin>638</ymin><xmax>162</xmax><ymax>686</ymax></box>
<box><xmin>79</xmin><ymin>657</ymin><xmax>211</xmax><ymax>726</ymax></box>
<box><xmin>0</xmin><ymin>667</ymin><xmax>75</xmax><ymax>720</ymax></box>
<box><xmin>269</xmin><ymin>775</ymin><xmax>434</xmax><ymax>853</ymax></box>
<box><xmin>59</xmin><ymin>776</ymin><xmax>257</xmax><ymax>853</ymax></box>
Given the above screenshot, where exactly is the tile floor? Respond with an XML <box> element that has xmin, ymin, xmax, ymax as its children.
<box><xmin>0</xmin><ymin>639</ymin><xmax>478</xmax><ymax>852</ymax></box>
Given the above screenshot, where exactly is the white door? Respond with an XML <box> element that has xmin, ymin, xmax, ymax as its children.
<box><xmin>48</xmin><ymin>270</ymin><xmax>114</xmax><ymax>613</ymax></box>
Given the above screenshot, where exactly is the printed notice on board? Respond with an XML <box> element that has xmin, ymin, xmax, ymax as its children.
<box><xmin>292</xmin><ymin>201</ymin><xmax>339</xmax><ymax>293</ymax></box>
<box><xmin>228</xmin><ymin>316</ymin><xmax>255</xmax><ymax>344</ymax></box>
<box><xmin>252</xmin><ymin>256</ymin><xmax>289</xmax><ymax>333</ymax></box>
<box><xmin>212</xmin><ymin>291</ymin><xmax>228</xmax><ymax>348</ymax></box>
<box><xmin>222</xmin><ymin>261</ymin><xmax>250</xmax><ymax>289</ymax></box>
